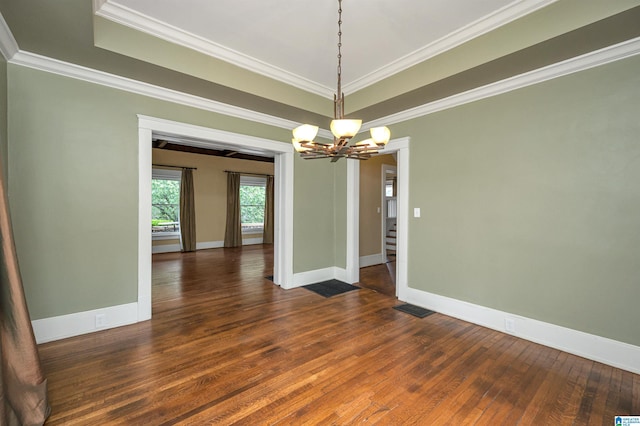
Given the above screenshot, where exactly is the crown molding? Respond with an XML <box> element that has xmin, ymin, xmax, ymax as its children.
<box><xmin>343</xmin><ymin>0</ymin><xmax>559</xmax><ymax>93</ymax></box>
<box><xmin>9</xmin><ymin>50</ymin><xmax>307</xmax><ymax>133</ymax></box>
<box><xmin>363</xmin><ymin>36</ymin><xmax>640</xmax><ymax>131</ymax></box>
<box><xmin>9</xmin><ymin>35</ymin><xmax>639</xmax><ymax>143</ymax></box>
<box><xmin>95</xmin><ymin>1</ymin><xmax>559</xmax><ymax>98</ymax></box>
<box><xmin>95</xmin><ymin>1</ymin><xmax>334</xmax><ymax>99</ymax></box>
<box><xmin>0</xmin><ymin>12</ymin><xmax>19</xmax><ymax>60</ymax></box>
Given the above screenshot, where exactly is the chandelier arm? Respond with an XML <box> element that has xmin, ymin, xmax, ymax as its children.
<box><xmin>291</xmin><ymin>0</ymin><xmax>390</xmax><ymax>161</ymax></box>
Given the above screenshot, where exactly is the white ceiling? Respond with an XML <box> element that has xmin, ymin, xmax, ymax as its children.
<box><xmin>101</xmin><ymin>0</ymin><xmax>554</xmax><ymax>96</ymax></box>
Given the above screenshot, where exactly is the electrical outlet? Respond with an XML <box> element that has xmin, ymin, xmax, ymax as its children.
<box><xmin>505</xmin><ymin>318</ymin><xmax>516</xmax><ymax>333</ymax></box>
<box><xmin>95</xmin><ymin>314</ymin><xmax>107</xmax><ymax>328</ymax></box>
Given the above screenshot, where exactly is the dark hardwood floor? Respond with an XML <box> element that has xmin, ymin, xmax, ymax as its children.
<box><xmin>359</xmin><ymin>261</ymin><xmax>396</xmax><ymax>297</ymax></box>
<box><xmin>39</xmin><ymin>245</ymin><xmax>639</xmax><ymax>424</ymax></box>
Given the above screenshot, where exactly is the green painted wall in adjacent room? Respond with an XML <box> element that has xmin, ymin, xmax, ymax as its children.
<box><xmin>7</xmin><ymin>65</ymin><xmax>338</xmax><ymax>319</ymax></box>
<box><xmin>392</xmin><ymin>54</ymin><xmax>640</xmax><ymax>346</ymax></box>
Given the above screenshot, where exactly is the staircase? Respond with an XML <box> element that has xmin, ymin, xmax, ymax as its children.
<box><xmin>385</xmin><ymin>222</ymin><xmax>396</xmax><ymax>261</ymax></box>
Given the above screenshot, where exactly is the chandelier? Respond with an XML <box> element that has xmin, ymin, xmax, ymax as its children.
<box><xmin>291</xmin><ymin>0</ymin><xmax>390</xmax><ymax>161</ymax></box>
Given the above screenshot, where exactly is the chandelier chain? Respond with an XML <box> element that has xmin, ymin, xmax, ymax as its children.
<box><xmin>290</xmin><ymin>0</ymin><xmax>391</xmax><ymax>161</ymax></box>
<box><xmin>337</xmin><ymin>0</ymin><xmax>343</xmax><ymax>97</ymax></box>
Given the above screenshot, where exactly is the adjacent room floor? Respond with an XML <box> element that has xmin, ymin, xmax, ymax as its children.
<box><xmin>38</xmin><ymin>245</ymin><xmax>639</xmax><ymax>424</ymax></box>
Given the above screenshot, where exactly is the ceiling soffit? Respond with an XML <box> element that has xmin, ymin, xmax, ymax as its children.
<box><xmin>96</xmin><ymin>0</ymin><xmax>555</xmax><ymax>97</ymax></box>
<box><xmin>93</xmin><ymin>0</ymin><xmax>640</xmax><ymax>118</ymax></box>
<box><xmin>1</xmin><ymin>0</ymin><xmax>639</xmax><ymax>129</ymax></box>
<box><xmin>352</xmin><ymin>6</ymin><xmax>640</xmax><ymax>122</ymax></box>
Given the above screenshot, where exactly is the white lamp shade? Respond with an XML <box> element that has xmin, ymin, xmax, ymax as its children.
<box><xmin>292</xmin><ymin>124</ymin><xmax>319</xmax><ymax>142</ymax></box>
<box><xmin>370</xmin><ymin>126</ymin><xmax>391</xmax><ymax>145</ymax></box>
<box><xmin>292</xmin><ymin>138</ymin><xmax>310</xmax><ymax>152</ymax></box>
<box><xmin>355</xmin><ymin>138</ymin><xmax>377</xmax><ymax>148</ymax></box>
<box><xmin>330</xmin><ymin>119</ymin><xmax>362</xmax><ymax>139</ymax></box>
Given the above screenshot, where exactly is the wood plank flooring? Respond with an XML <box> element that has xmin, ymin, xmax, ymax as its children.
<box><xmin>359</xmin><ymin>262</ymin><xmax>396</xmax><ymax>297</ymax></box>
<box><xmin>39</xmin><ymin>245</ymin><xmax>639</xmax><ymax>424</ymax></box>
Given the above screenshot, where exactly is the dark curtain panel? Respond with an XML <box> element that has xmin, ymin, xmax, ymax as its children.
<box><xmin>263</xmin><ymin>175</ymin><xmax>274</xmax><ymax>244</ymax></box>
<box><xmin>224</xmin><ymin>172</ymin><xmax>242</xmax><ymax>247</ymax></box>
<box><xmin>0</xmin><ymin>161</ymin><xmax>50</xmax><ymax>425</ymax></box>
<box><xmin>179</xmin><ymin>169</ymin><xmax>196</xmax><ymax>252</ymax></box>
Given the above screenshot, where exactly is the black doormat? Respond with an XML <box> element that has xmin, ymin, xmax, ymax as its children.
<box><xmin>303</xmin><ymin>280</ymin><xmax>359</xmax><ymax>298</ymax></box>
<box><xmin>394</xmin><ymin>304</ymin><xmax>435</xmax><ymax>318</ymax></box>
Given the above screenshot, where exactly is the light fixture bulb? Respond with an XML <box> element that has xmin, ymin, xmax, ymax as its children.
<box><xmin>292</xmin><ymin>138</ymin><xmax>310</xmax><ymax>152</ymax></box>
<box><xmin>356</xmin><ymin>138</ymin><xmax>377</xmax><ymax>148</ymax></box>
<box><xmin>330</xmin><ymin>119</ymin><xmax>362</xmax><ymax>139</ymax></box>
<box><xmin>370</xmin><ymin>126</ymin><xmax>391</xmax><ymax>145</ymax></box>
<box><xmin>292</xmin><ymin>124</ymin><xmax>319</xmax><ymax>142</ymax></box>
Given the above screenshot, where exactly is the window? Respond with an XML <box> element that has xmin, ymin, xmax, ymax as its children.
<box><xmin>240</xmin><ymin>176</ymin><xmax>266</xmax><ymax>234</ymax></box>
<box><xmin>385</xmin><ymin>180</ymin><xmax>394</xmax><ymax>197</ymax></box>
<box><xmin>152</xmin><ymin>169</ymin><xmax>181</xmax><ymax>239</ymax></box>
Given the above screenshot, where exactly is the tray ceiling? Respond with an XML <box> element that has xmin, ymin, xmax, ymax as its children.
<box><xmin>98</xmin><ymin>0</ymin><xmax>553</xmax><ymax>95</ymax></box>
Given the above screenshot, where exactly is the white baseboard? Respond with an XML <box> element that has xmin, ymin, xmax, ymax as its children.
<box><xmin>196</xmin><ymin>240</ymin><xmax>223</xmax><ymax>250</ymax></box>
<box><xmin>402</xmin><ymin>287</ymin><xmax>640</xmax><ymax>375</ymax></box>
<box><xmin>333</xmin><ymin>267</ymin><xmax>349</xmax><ymax>283</ymax></box>
<box><xmin>291</xmin><ymin>266</ymin><xmax>349</xmax><ymax>288</ymax></box>
<box><xmin>152</xmin><ymin>239</ymin><xmax>264</xmax><ymax>254</ymax></box>
<box><xmin>152</xmin><ymin>243</ymin><xmax>181</xmax><ymax>254</ymax></box>
<box><xmin>360</xmin><ymin>253</ymin><xmax>384</xmax><ymax>268</ymax></box>
<box><xmin>32</xmin><ymin>302</ymin><xmax>139</xmax><ymax>344</ymax></box>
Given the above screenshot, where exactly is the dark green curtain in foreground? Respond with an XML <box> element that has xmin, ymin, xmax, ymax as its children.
<box><xmin>0</xmin><ymin>160</ymin><xmax>50</xmax><ymax>424</ymax></box>
<box><xmin>263</xmin><ymin>175</ymin><xmax>274</xmax><ymax>244</ymax></box>
<box><xmin>224</xmin><ymin>172</ymin><xmax>242</xmax><ymax>247</ymax></box>
<box><xmin>179</xmin><ymin>168</ymin><xmax>196</xmax><ymax>252</ymax></box>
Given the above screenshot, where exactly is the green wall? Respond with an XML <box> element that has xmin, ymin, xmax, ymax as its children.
<box><xmin>292</xmin><ymin>155</ymin><xmax>337</xmax><ymax>273</ymax></box>
<box><xmin>7</xmin><ymin>65</ymin><xmax>338</xmax><ymax>319</ymax></box>
<box><xmin>393</xmin><ymin>54</ymin><xmax>640</xmax><ymax>346</ymax></box>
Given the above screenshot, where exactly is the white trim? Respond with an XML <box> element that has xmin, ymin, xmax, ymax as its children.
<box><xmin>274</xmin><ymin>151</ymin><xmax>295</xmax><ymax>289</ymax></box>
<box><xmin>291</xmin><ymin>267</ymin><xmax>350</xmax><ymax>288</ymax></box>
<box><xmin>291</xmin><ymin>267</ymin><xmax>335</xmax><ymax>288</ymax></box>
<box><xmin>359</xmin><ymin>253</ymin><xmax>384</xmax><ymax>268</ymax></box>
<box><xmin>242</xmin><ymin>237</ymin><xmax>264</xmax><ymax>245</ymax></box>
<box><xmin>151</xmin><ymin>238</ymin><xmax>266</xmax><ymax>254</ymax></box>
<box><xmin>94</xmin><ymin>0</ymin><xmax>557</xmax><ymax>96</ymax></box>
<box><xmin>152</xmin><ymin>232</ymin><xmax>180</xmax><ymax>241</ymax></box>
<box><xmin>345</xmin><ymin>160</ymin><xmax>360</xmax><ymax>283</ymax></box>
<box><xmin>345</xmin><ymin>0</ymin><xmax>559</xmax><ymax>93</ymax></box>
<box><xmin>152</xmin><ymin>243</ymin><xmax>181</xmax><ymax>254</ymax></box>
<box><xmin>402</xmin><ymin>287</ymin><xmax>640</xmax><ymax>375</ymax></box>
<box><xmin>9</xmin><ymin>37</ymin><xmax>640</xmax><ymax>141</ymax></box>
<box><xmin>333</xmin><ymin>267</ymin><xmax>349</xmax><ymax>284</ymax></box>
<box><xmin>364</xmin><ymin>37</ymin><xmax>640</xmax><ymax>130</ymax></box>
<box><xmin>8</xmin><ymin>50</ymin><xmax>303</xmax><ymax>132</ymax></box>
<box><xmin>92</xmin><ymin>0</ymin><xmax>107</xmax><ymax>13</ymax></box>
<box><xmin>381</xmin><ymin>164</ymin><xmax>397</xmax><ymax>263</ymax></box>
<box><xmin>139</xmin><ymin>115</ymin><xmax>290</xmax><ymax>154</ymax></box>
<box><xmin>138</xmin><ymin>116</ymin><xmax>295</xmax><ymax>316</ymax></box>
<box><xmin>32</xmin><ymin>303</ymin><xmax>138</xmax><ymax>344</ymax></box>
<box><xmin>0</xmin><ymin>11</ymin><xmax>18</xmax><ymax>60</ymax></box>
<box><xmin>138</xmin><ymin>127</ymin><xmax>153</xmax><ymax>321</ymax></box>
<box><xmin>196</xmin><ymin>241</ymin><xmax>224</xmax><ymax>250</ymax></box>
<box><xmin>347</xmin><ymin>137</ymin><xmax>410</xmax><ymax>299</ymax></box>
<box><xmin>388</xmin><ymin>139</ymin><xmax>410</xmax><ymax>300</ymax></box>
<box><xmin>95</xmin><ymin>1</ymin><xmax>333</xmax><ymax>98</ymax></box>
